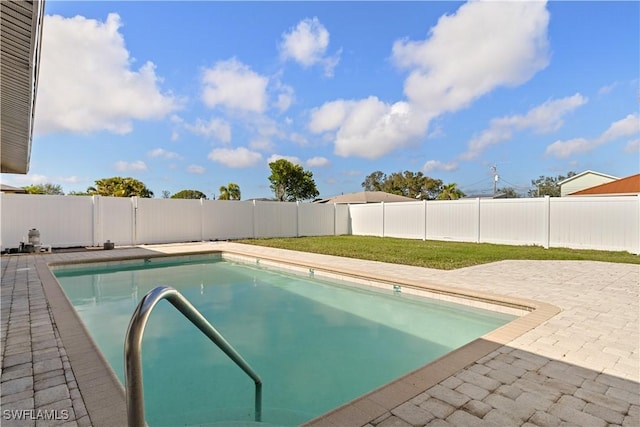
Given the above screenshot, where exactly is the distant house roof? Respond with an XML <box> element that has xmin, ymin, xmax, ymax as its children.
<box><xmin>462</xmin><ymin>192</ymin><xmax>508</xmax><ymax>199</ymax></box>
<box><xmin>558</xmin><ymin>170</ymin><xmax>619</xmax><ymax>185</ymax></box>
<box><xmin>316</xmin><ymin>191</ymin><xmax>417</xmax><ymax>204</ymax></box>
<box><xmin>0</xmin><ymin>184</ymin><xmax>27</xmax><ymax>193</ymax></box>
<box><xmin>558</xmin><ymin>170</ymin><xmax>619</xmax><ymax>197</ymax></box>
<box><xmin>569</xmin><ymin>174</ymin><xmax>640</xmax><ymax>196</ymax></box>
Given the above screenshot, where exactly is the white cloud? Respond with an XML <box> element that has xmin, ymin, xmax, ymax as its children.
<box><xmin>545</xmin><ymin>138</ymin><xmax>591</xmax><ymax>158</ymax></box>
<box><xmin>289</xmin><ymin>133</ymin><xmax>308</xmax><ymax>146</ymax></box>
<box><xmin>308</xmin><ymin>1</ymin><xmax>550</xmax><ymax>159</ymax></box>
<box><xmin>35</xmin><ymin>13</ymin><xmax>179</xmax><ymax>135</ymax></box>
<box><xmin>545</xmin><ymin>113</ymin><xmax>639</xmax><ymax>158</ymax></box>
<box><xmin>208</xmin><ymin>147</ymin><xmax>262</xmax><ymax>168</ymax></box>
<box><xmin>249</xmin><ymin>138</ymin><xmax>275</xmax><ymax>152</ymax></box>
<box><xmin>148</xmin><ymin>148</ymin><xmax>181</xmax><ymax>159</ymax></box>
<box><xmin>267</xmin><ymin>154</ymin><xmax>302</xmax><ymax>166</ymax></box>
<box><xmin>309</xmin><ymin>97</ymin><xmax>428</xmax><ymax>159</ymax></box>
<box><xmin>273</xmin><ymin>83</ymin><xmax>295</xmax><ymax>112</ymax></box>
<box><xmin>279</xmin><ymin>17</ymin><xmax>340</xmax><ymax>77</ymax></box>
<box><xmin>306</xmin><ymin>156</ymin><xmax>330</xmax><ymax>167</ymax></box>
<box><xmin>309</xmin><ymin>99</ymin><xmax>350</xmax><ymax>133</ymax></box>
<box><xmin>186</xmin><ymin>165</ymin><xmax>206</xmax><ymax>174</ymax></box>
<box><xmin>599</xmin><ymin>113</ymin><xmax>640</xmax><ymax>142</ymax></box>
<box><xmin>461</xmin><ymin>93</ymin><xmax>587</xmax><ymax>160</ymax></box>
<box><xmin>185</xmin><ymin>118</ymin><xmax>232</xmax><ymax>143</ymax></box>
<box><xmin>394</xmin><ymin>1</ymin><xmax>549</xmax><ymax>115</ymax></box>
<box><xmin>422</xmin><ymin>160</ymin><xmax>458</xmax><ymax>173</ymax></box>
<box><xmin>115</xmin><ymin>160</ymin><xmax>148</xmax><ymax>172</ymax></box>
<box><xmin>56</xmin><ymin>176</ymin><xmax>83</xmax><ymax>184</ymax></box>
<box><xmin>598</xmin><ymin>82</ymin><xmax>619</xmax><ymax>95</ymax></box>
<box><xmin>11</xmin><ymin>174</ymin><xmax>49</xmax><ymax>185</ymax></box>
<box><xmin>625</xmin><ymin>139</ymin><xmax>640</xmax><ymax>153</ymax></box>
<box><xmin>202</xmin><ymin>58</ymin><xmax>268</xmax><ymax>113</ymax></box>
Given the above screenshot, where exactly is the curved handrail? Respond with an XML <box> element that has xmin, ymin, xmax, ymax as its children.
<box><xmin>124</xmin><ymin>286</ymin><xmax>262</xmax><ymax>427</ymax></box>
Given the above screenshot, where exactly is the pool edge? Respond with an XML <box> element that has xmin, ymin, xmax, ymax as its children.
<box><xmin>42</xmin><ymin>247</ymin><xmax>561</xmax><ymax>427</ymax></box>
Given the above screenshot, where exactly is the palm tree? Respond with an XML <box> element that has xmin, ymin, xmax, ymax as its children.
<box><xmin>218</xmin><ymin>182</ymin><xmax>241</xmax><ymax>200</ymax></box>
<box><xmin>437</xmin><ymin>183</ymin><xmax>465</xmax><ymax>200</ymax></box>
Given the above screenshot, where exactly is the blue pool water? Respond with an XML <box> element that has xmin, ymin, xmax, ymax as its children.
<box><xmin>54</xmin><ymin>256</ymin><xmax>515</xmax><ymax>426</ymax></box>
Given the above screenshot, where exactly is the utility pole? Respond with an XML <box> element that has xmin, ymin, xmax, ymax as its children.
<box><xmin>491</xmin><ymin>165</ymin><xmax>499</xmax><ymax>195</ymax></box>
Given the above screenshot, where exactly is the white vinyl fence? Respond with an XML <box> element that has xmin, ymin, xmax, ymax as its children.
<box><xmin>1</xmin><ymin>193</ymin><xmax>638</xmax><ymax>254</ymax></box>
<box><xmin>348</xmin><ymin>196</ymin><xmax>640</xmax><ymax>254</ymax></box>
<box><xmin>0</xmin><ymin>195</ymin><xmax>350</xmax><ymax>250</ymax></box>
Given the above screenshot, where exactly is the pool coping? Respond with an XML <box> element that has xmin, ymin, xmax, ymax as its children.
<box><xmin>40</xmin><ymin>248</ymin><xmax>560</xmax><ymax>426</ymax></box>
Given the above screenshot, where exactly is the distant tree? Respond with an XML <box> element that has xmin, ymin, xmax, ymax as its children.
<box><xmin>218</xmin><ymin>183</ymin><xmax>241</xmax><ymax>200</ymax></box>
<box><xmin>436</xmin><ymin>183</ymin><xmax>465</xmax><ymax>200</ymax></box>
<box><xmin>361</xmin><ymin>170</ymin><xmax>443</xmax><ymax>200</ymax></box>
<box><xmin>161</xmin><ymin>190</ymin><xmax>171</xmax><ymax>199</ymax></box>
<box><xmin>67</xmin><ymin>190</ymin><xmax>91</xmax><ymax>196</ymax></box>
<box><xmin>87</xmin><ymin>177</ymin><xmax>154</xmax><ymax>198</ymax></box>
<box><xmin>171</xmin><ymin>189</ymin><xmax>207</xmax><ymax>199</ymax></box>
<box><xmin>498</xmin><ymin>187</ymin><xmax>520</xmax><ymax>198</ymax></box>
<box><xmin>268</xmin><ymin>159</ymin><xmax>319</xmax><ymax>202</ymax></box>
<box><xmin>361</xmin><ymin>171</ymin><xmax>385</xmax><ymax>192</ymax></box>
<box><xmin>23</xmin><ymin>183</ymin><xmax>64</xmax><ymax>195</ymax></box>
<box><xmin>528</xmin><ymin>172</ymin><xmax>576</xmax><ymax>197</ymax></box>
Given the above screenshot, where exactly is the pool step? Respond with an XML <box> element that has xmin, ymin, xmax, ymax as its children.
<box><xmin>191</xmin><ymin>406</ymin><xmax>315</xmax><ymax>427</ymax></box>
<box><xmin>196</xmin><ymin>422</ymin><xmax>283</xmax><ymax>427</ymax></box>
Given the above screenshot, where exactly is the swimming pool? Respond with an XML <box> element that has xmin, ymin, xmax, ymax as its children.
<box><xmin>54</xmin><ymin>254</ymin><xmax>516</xmax><ymax>426</ymax></box>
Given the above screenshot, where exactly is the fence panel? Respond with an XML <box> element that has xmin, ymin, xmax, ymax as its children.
<box><xmin>425</xmin><ymin>199</ymin><xmax>478</xmax><ymax>242</ymax></box>
<box><xmin>349</xmin><ymin>204</ymin><xmax>383</xmax><ymax>236</ymax></box>
<box><xmin>135</xmin><ymin>198</ymin><xmax>202</xmax><ymax>244</ymax></box>
<box><xmin>254</xmin><ymin>201</ymin><xmax>297</xmax><ymax>238</ymax></box>
<box><xmin>550</xmin><ymin>196</ymin><xmax>639</xmax><ymax>252</ymax></box>
<box><xmin>298</xmin><ymin>203</ymin><xmax>335</xmax><ymax>236</ymax></box>
<box><xmin>1</xmin><ymin>194</ymin><xmax>637</xmax><ymax>253</ymax></box>
<box><xmin>99</xmin><ymin>196</ymin><xmax>134</xmax><ymax>246</ymax></box>
<box><xmin>384</xmin><ymin>201</ymin><xmax>425</xmax><ymax>239</ymax></box>
<box><xmin>479</xmin><ymin>198</ymin><xmax>546</xmax><ymax>246</ymax></box>
<box><xmin>203</xmin><ymin>200</ymin><xmax>254</xmax><ymax>240</ymax></box>
<box><xmin>335</xmin><ymin>204</ymin><xmax>350</xmax><ymax>235</ymax></box>
<box><xmin>0</xmin><ymin>194</ymin><xmax>93</xmax><ymax>249</ymax></box>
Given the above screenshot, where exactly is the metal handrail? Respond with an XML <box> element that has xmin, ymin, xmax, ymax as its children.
<box><xmin>124</xmin><ymin>286</ymin><xmax>262</xmax><ymax>427</ymax></box>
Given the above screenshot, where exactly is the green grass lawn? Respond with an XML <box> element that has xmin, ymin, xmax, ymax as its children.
<box><xmin>235</xmin><ymin>235</ymin><xmax>640</xmax><ymax>270</ymax></box>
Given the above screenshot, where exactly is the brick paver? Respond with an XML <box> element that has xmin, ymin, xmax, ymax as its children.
<box><xmin>1</xmin><ymin>243</ymin><xmax>639</xmax><ymax>427</ymax></box>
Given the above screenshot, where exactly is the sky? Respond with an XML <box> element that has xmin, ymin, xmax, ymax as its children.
<box><xmin>3</xmin><ymin>0</ymin><xmax>639</xmax><ymax>200</ymax></box>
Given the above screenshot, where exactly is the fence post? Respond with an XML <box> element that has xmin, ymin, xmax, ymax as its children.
<box><xmin>423</xmin><ymin>199</ymin><xmax>427</xmax><ymax>241</ymax></box>
<box><xmin>92</xmin><ymin>195</ymin><xmax>100</xmax><ymax>247</ymax></box>
<box><xmin>476</xmin><ymin>198</ymin><xmax>481</xmax><ymax>243</ymax></box>
<box><xmin>200</xmin><ymin>198</ymin><xmax>205</xmax><ymax>242</ymax></box>
<box><xmin>543</xmin><ymin>196</ymin><xmax>551</xmax><ymax>249</ymax></box>
<box><xmin>381</xmin><ymin>202</ymin><xmax>385</xmax><ymax>238</ymax></box>
<box><xmin>131</xmin><ymin>196</ymin><xmax>138</xmax><ymax>245</ymax></box>
<box><xmin>636</xmin><ymin>194</ymin><xmax>640</xmax><ymax>255</ymax></box>
<box><xmin>252</xmin><ymin>200</ymin><xmax>257</xmax><ymax>239</ymax></box>
<box><xmin>296</xmin><ymin>201</ymin><xmax>300</xmax><ymax>237</ymax></box>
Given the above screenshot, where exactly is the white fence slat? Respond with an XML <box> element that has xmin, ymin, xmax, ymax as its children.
<box><xmin>203</xmin><ymin>200</ymin><xmax>254</xmax><ymax>241</ymax></box>
<box><xmin>253</xmin><ymin>201</ymin><xmax>298</xmax><ymax>238</ymax></box>
<box><xmin>383</xmin><ymin>201</ymin><xmax>425</xmax><ymax>240</ymax></box>
<box><xmin>135</xmin><ymin>198</ymin><xmax>202</xmax><ymax>244</ymax></box>
<box><xmin>425</xmin><ymin>199</ymin><xmax>478</xmax><ymax>242</ymax></box>
<box><xmin>0</xmin><ymin>194</ymin><xmax>93</xmax><ymax>248</ymax></box>
<box><xmin>349</xmin><ymin>204</ymin><xmax>383</xmax><ymax>236</ymax></box>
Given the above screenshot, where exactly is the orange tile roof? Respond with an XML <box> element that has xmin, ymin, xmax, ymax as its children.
<box><xmin>570</xmin><ymin>173</ymin><xmax>640</xmax><ymax>195</ymax></box>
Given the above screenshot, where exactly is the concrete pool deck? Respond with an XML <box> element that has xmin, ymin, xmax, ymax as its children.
<box><xmin>1</xmin><ymin>242</ymin><xmax>638</xmax><ymax>426</ymax></box>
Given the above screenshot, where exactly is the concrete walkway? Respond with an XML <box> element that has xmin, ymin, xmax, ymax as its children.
<box><xmin>1</xmin><ymin>243</ymin><xmax>638</xmax><ymax>426</ymax></box>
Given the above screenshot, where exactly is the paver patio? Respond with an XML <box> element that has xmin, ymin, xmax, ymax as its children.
<box><xmin>1</xmin><ymin>242</ymin><xmax>638</xmax><ymax>426</ymax></box>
